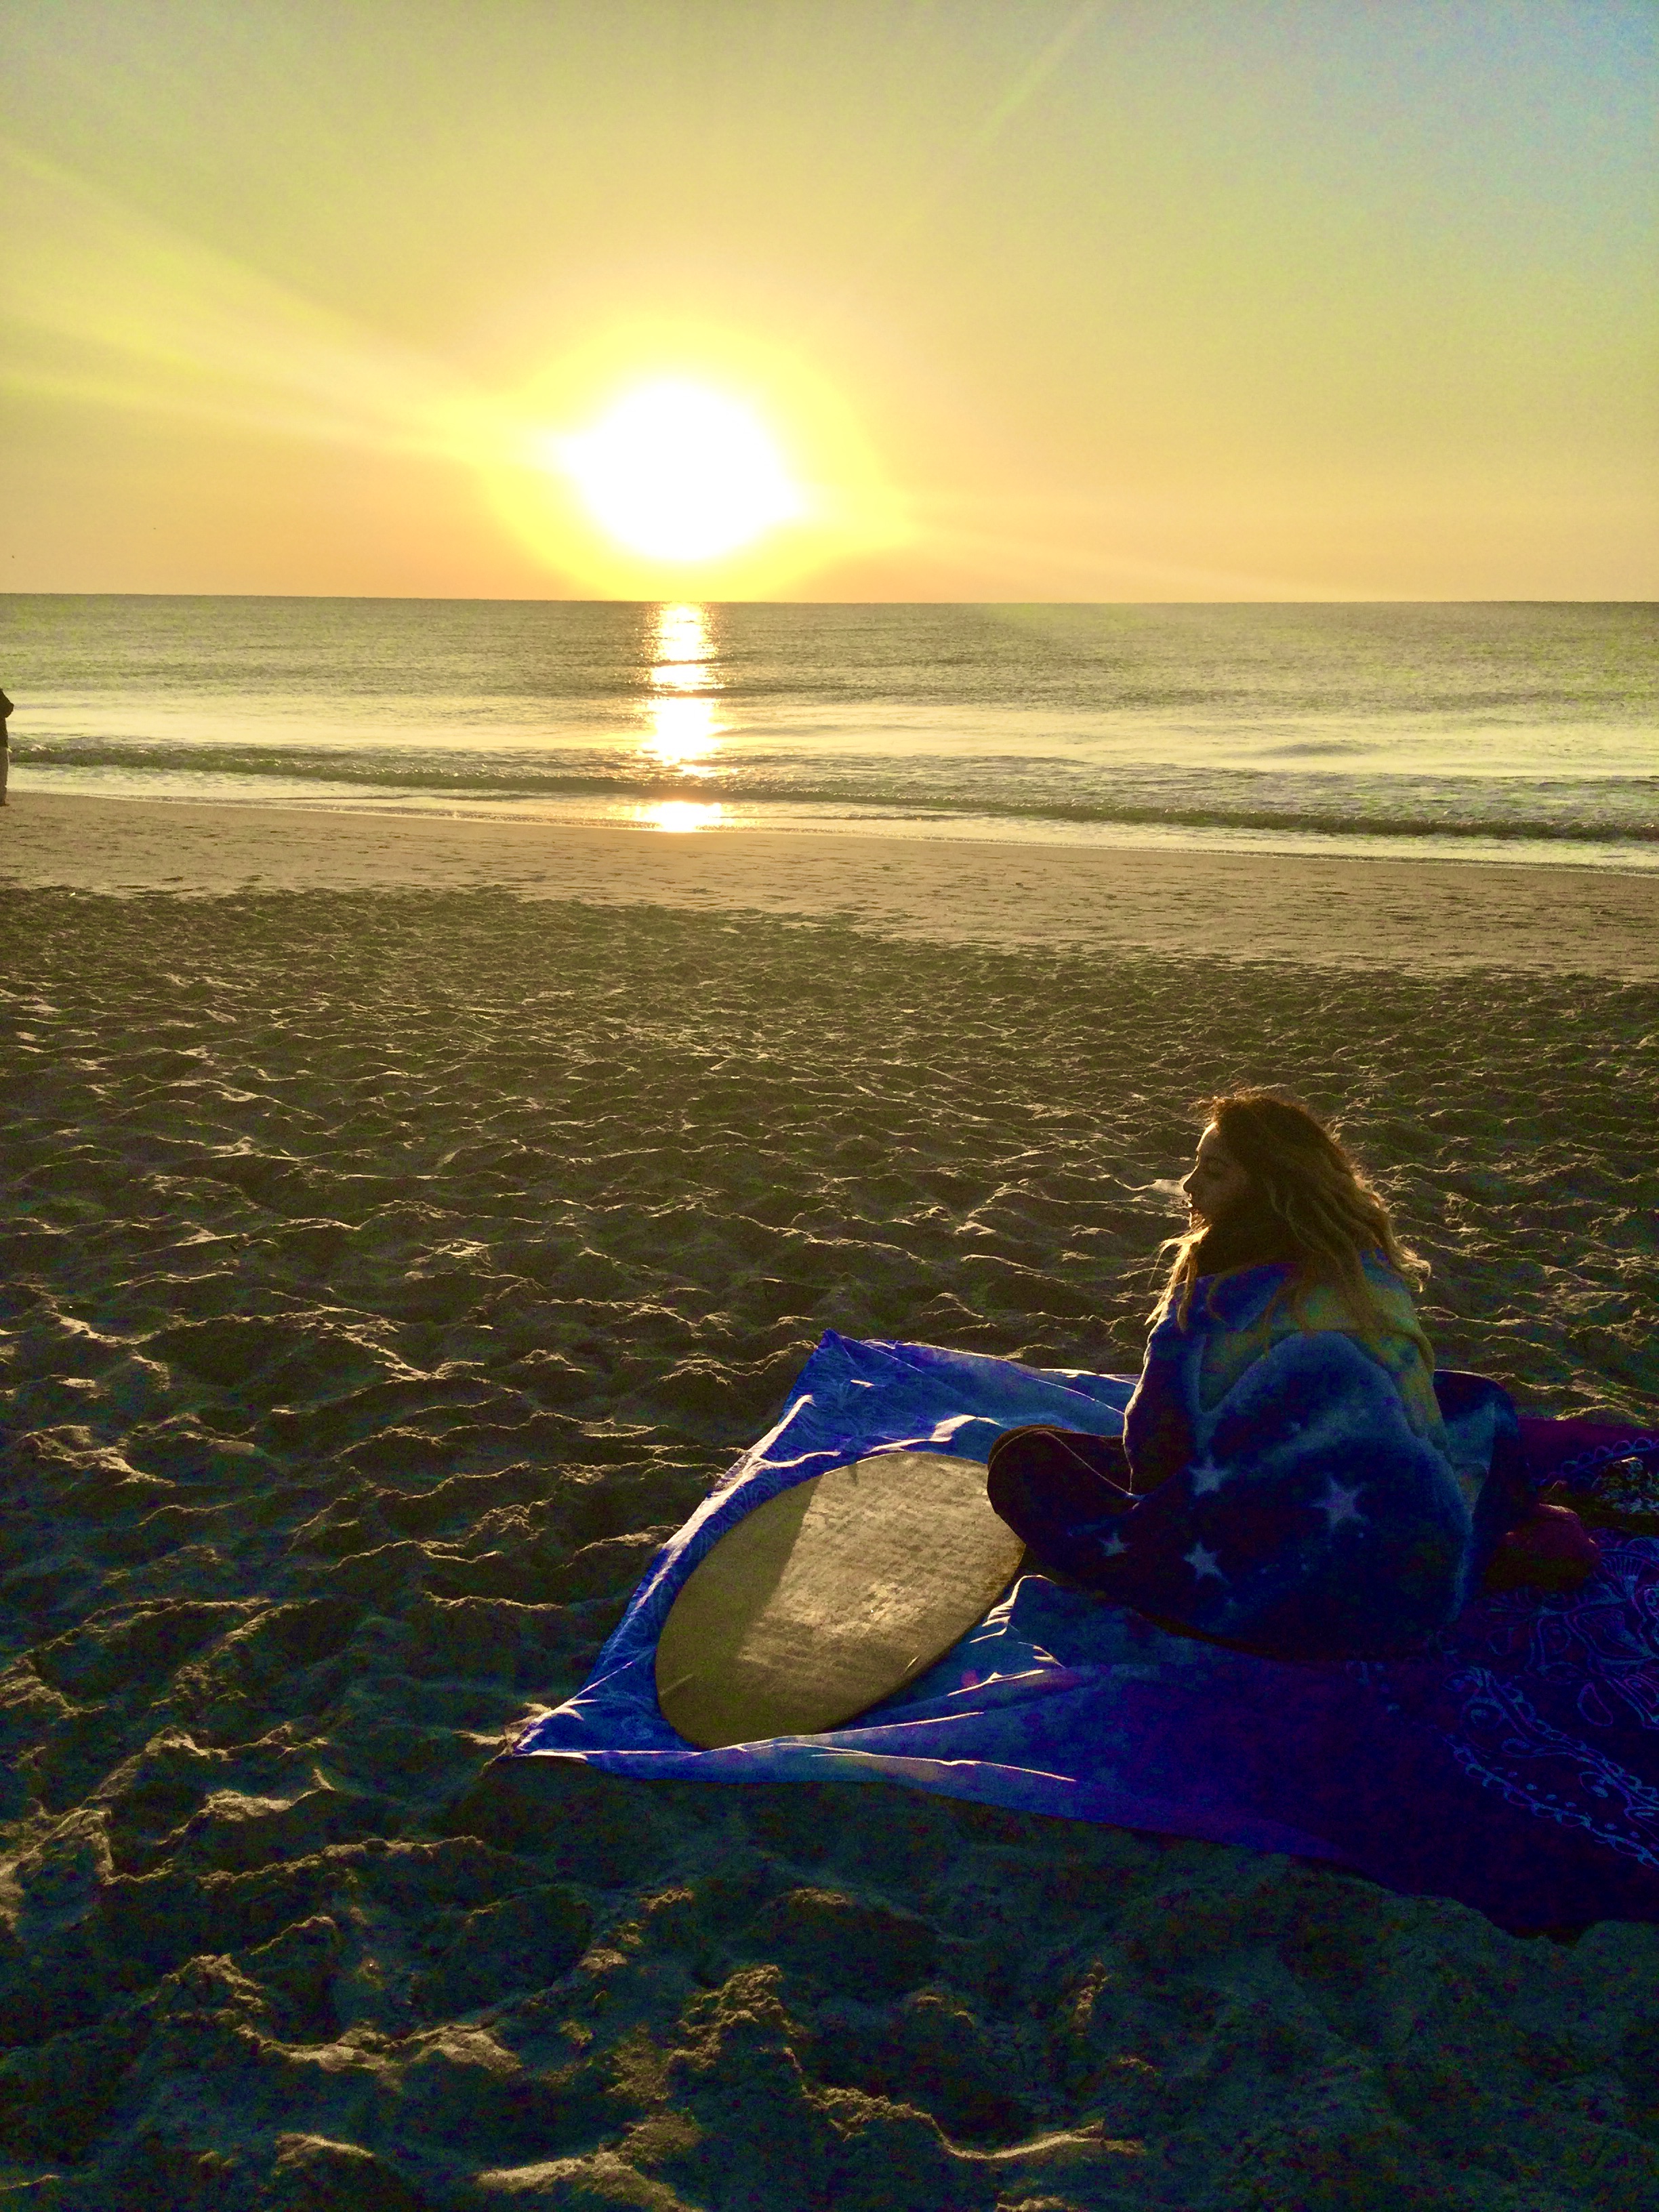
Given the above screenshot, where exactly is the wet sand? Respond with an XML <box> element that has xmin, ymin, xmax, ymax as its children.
<box><xmin>1</xmin><ymin>798</ymin><xmax>1658</xmax><ymax>2207</ymax></box>
<box><xmin>5</xmin><ymin>787</ymin><xmax>1658</xmax><ymax>975</ymax></box>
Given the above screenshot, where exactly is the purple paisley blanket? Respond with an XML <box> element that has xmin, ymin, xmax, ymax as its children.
<box><xmin>514</xmin><ymin>1333</ymin><xmax>1659</xmax><ymax>1929</ymax></box>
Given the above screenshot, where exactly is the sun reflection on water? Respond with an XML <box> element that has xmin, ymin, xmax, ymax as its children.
<box><xmin>636</xmin><ymin>799</ymin><xmax>724</xmax><ymax>832</ymax></box>
<box><xmin>653</xmin><ymin>600</ymin><xmax>712</xmax><ymax>678</ymax></box>
<box><xmin>643</xmin><ymin>602</ymin><xmax>723</xmax><ymax>773</ymax></box>
<box><xmin>645</xmin><ymin>695</ymin><xmax>720</xmax><ymax>772</ymax></box>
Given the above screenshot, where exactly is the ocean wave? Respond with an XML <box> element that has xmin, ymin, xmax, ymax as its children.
<box><xmin>18</xmin><ymin>737</ymin><xmax>1659</xmax><ymax>844</ymax></box>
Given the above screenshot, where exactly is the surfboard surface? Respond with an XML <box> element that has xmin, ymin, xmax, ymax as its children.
<box><xmin>655</xmin><ymin>1449</ymin><xmax>1023</xmax><ymax>1749</ymax></box>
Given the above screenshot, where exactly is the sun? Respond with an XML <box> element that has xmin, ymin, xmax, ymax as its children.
<box><xmin>547</xmin><ymin>378</ymin><xmax>804</xmax><ymax>563</ymax></box>
<box><xmin>483</xmin><ymin>322</ymin><xmax>907</xmax><ymax>594</ymax></box>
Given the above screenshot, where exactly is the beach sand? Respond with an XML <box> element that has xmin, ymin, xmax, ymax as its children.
<box><xmin>5</xmin><ymin>789</ymin><xmax>1658</xmax><ymax>976</ymax></box>
<box><xmin>2</xmin><ymin>792</ymin><xmax>1658</xmax><ymax>2208</ymax></box>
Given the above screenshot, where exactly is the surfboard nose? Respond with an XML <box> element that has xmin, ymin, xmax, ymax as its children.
<box><xmin>655</xmin><ymin>1450</ymin><xmax>1021</xmax><ymax>1748</ymax></box>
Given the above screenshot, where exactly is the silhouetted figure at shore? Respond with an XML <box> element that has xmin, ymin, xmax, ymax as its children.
<box><xmin>0</xmin><ymin>687</ymin><xmax>12</xmax><ymax>806</ymax></box>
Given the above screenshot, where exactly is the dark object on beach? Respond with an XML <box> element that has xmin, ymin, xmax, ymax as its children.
<box><xmin>0</xmin><ymin>685</ymin><xmax>11</xmax><ymax>806</ymax></box>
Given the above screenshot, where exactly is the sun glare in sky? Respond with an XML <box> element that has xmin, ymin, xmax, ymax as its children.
<box><xmin>3</xmin><ymin>4</ymin><xmax>1654</xmax><ymax>595</ymax></box>
<box><xmin>485</xmin><ymin>325</ymin><xmax>904</xmax><ymax>596</ymax></box>
<box><xmin>549</xmin><ymin>380</ymin><xmax>804</xmax><ymax>562</ymax></box>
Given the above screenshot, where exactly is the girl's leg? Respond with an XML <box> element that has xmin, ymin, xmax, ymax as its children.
<box><xmin>987</xmin><ymin>1427</ymin><xmax>1133</xmax><ymax>1586</ymax></box>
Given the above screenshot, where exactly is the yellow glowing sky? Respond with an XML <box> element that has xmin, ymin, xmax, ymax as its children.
<box><xmin>1</xmin><ymin>1</ymin><xmax>1654</xmax><ymax>598</ymax></box>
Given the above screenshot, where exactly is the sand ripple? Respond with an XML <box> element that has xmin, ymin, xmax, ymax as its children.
<box><xmin>1</xmin><ymin>890</ymin><xmax>1656</xmax><ymax>2207</ymax></box>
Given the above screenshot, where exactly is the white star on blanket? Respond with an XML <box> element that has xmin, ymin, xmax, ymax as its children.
<box><xmin>1187</xmin><ymin>1454</ymin><xmax>1229</xmax><ymax>1496</ymax></box>
<box><xmin>1183</xmin><ymin>1541</ymin><xmax>1226</xmax><ymax>1582</ymax></box>
<box><xmin>1097</xmin><ymin>1529</ymin><xmax>1128</xmax><ymax>1558</ymax></box>
<box><xmin>1313</xmin><ymin>1477</ymin><xmax>1366</xmax><ymax>1530</ymax></box>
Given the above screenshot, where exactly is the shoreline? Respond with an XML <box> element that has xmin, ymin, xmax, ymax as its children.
<box><xmin>4</xmin><ymin>787</ymin><xmax>1657</xmax><ymax>975</ymax></box>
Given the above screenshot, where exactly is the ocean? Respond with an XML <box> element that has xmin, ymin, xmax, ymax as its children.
<box><xmin>3</xmin><ymin>596</ymin><xmax>1654</xmax><ymax>867</ymax></box>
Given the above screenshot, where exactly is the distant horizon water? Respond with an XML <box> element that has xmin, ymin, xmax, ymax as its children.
<box><xmin>3</xmin><ymin>596</ymin><xmax>1654</xmax><ymax>870</ymax></box>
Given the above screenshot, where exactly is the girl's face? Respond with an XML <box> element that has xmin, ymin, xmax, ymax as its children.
<box><xmin>1182</xmin><ymin>1123</ymin><xmax>1250</xmax><ymax>1224</ymax></box>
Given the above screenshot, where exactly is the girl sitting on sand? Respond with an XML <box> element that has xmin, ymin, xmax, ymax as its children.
<box><xmin>987</xmin><ymin>1091</ymin><xmax>1586</xmax><ymax>1659</ymax></box>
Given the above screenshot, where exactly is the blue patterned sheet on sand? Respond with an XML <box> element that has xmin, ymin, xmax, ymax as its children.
<box><xmin>514</xmin><ymin>1332</ymin><xmax>1659</xmax><ymax>1928</ymax></box>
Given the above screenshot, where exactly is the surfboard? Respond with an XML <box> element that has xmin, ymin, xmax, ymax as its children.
<box><xmin>655</xmin><ymin>1449</ymin><xmax>1024</xmax><ymax>1750</ymax></box>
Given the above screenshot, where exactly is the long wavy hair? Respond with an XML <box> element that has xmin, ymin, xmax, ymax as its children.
<box><xmin>1154</xmin><ymin>1090</ymin><xmax>1422</xmax><ymax>1326</ymax></box>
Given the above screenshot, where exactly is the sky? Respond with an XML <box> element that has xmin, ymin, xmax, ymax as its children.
<box><xmin>2</xmin><ymin>0</ymin><xmax>1654</xmax><ymax>600</ymax></box>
